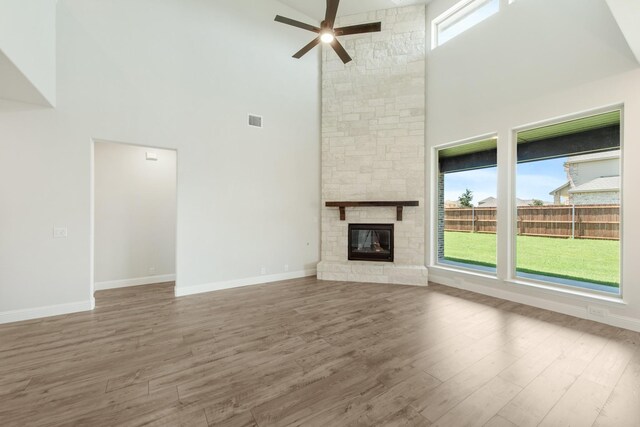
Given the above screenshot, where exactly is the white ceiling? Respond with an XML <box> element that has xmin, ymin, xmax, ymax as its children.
<box><xmin>277</xmin><ymin>0</ymin><xmax>431</xmax><ymax>21</ymax></box>
<box><xmin>605</xmin><ymin>0</ymin><xmax>640</xmax><ymax>64</ymax></box>
<box><xmin>0</xmin><ymin>48</ymin><xmax>51</xmax><ymax>107</ymax></box>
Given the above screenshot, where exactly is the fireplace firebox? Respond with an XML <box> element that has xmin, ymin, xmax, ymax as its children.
<box><xmin>348</xmin><ymin>224</ymin><xmax>394</xmax><ymax>262</ymax></box>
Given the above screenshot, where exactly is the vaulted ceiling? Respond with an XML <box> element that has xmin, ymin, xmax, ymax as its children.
<box><xmin>277</xmin><ymin>0</ymin><xmax>431</xmax><ymax>21</ymax></box>
<box><xmin>605</xmin><ymin>0</ymin><xmax>640</xmax><ymax>63</ymax></box>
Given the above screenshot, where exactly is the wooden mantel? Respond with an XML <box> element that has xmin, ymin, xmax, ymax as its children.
<box><xmin>325</xmin><ymin>201</ymin><xmax>419</xmax><ymax>221</ymax></box>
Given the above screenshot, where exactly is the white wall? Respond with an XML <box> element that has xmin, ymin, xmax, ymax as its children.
<box><xmin>0</xmin><ymin>0</ymin><xmax>320</xmax><ymax>323</ymax></box>
<box><xmin>572</xmin><ymin>158</ymin><xmax>619</xmax><ymax>186</ymax></box>
<box><xmin>426</xmin><ymin>0</ymin><xmax>640</xmax><ymax>330</ymax></box>
<box><xmin>94</xmin><ymin>142</ymin><xmax>176</xmax><ymax>289</ymax></box>
<box><xmin>606</xmin><ymin>0</ymin><xmax>640</xmax><ymax>63</ymax></box>
<box><xmin>0</xmin><ymin>0</ymin><xmax>56</xmax><ymax>106</ymax></box>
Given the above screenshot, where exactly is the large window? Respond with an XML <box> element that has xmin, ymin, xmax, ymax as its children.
<box><xmin>515</xmin><ymin>110</ymin><xmax>621</xmax><ymax>295</ymax></box>
<box><xmin>437</xmin><ymin>137</ymin><xmax>498</xmax><ymax>273</ymax></box>
<box><xmin>432</xmin><ymin>0</ymin><xmax>499</xmax><ymax>48</ymax></box>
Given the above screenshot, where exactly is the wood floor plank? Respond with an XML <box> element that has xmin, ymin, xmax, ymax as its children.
<box><xmin>483</xmin><ymin>415</ymin><xmax>517</xmax><ymax>427</ymax></box>
<box><xmin>300</xmin><ymin>370</ymin><xmax>440</xmax><ymax>426</ymax></box>
<box><xmin>538</xmin><ymin>377</ymin><xmax>612</xmax><ymax>427</ymax></box>
<box><xmin>581</xmin><ymin>336</ymin><xmax>637</xmax><ymax>388</ymax></box>
<box><xmin>593</xmin><ymin>350</ymin><xmax>640</xmax><ymax>427</ymax></box>
<box><xmin>497</xmin><ymin>324</ymin><xmax>582</xmax><ymax>388</ymax></box>
<box><xmin>414</xmin><ymin>350</ymin><xmax>520</xmax><ymax>422</ymax></box>
<box><xmin>0</xmin><ymin>277</ymin><xmax>638</xmax><ymax>426</ymax></box>
<box><xmin>497</xmin><ymin>331</ymin><xmax>609</xmax><ymax>427</ymax></box>
<box><xmin>430</xmin><ymin>376</ymin><xmax>522</xmax><ymax>427</ymax></box>
<box><xmin>369</xmin><ymin>404</ymin><xmax>431</xmax><ymax>427</ymax></box>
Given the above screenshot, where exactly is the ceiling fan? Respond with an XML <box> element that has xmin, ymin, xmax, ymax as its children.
<box><xmin>275</xmin><ymin>0</ymin><xmax>382</xmax><ymax>64</ymax></box>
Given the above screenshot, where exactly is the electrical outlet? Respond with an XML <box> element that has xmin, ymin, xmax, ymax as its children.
<box><xmin>53</xmin><ymin>227</ymin><xmax>68</xmax><ymax>239</ymax></box>
<box><xmin>261</xmin><ymin>266</ymin><xmax>266</xmax><ymax>275</ymax></box>
<box><xmin>588</xmin><ymin>306</ymin><xmax>608</xmax><ymax>318</ymax></box>
<box><xmin>284</xmin><ymin>264</ymin><xmax>289</xmax><ymax>272</ymax></box>
<box><xmin>149</xmin><ymin>267</ymin><xmax>156</xmax><ymax>274</ymax></box>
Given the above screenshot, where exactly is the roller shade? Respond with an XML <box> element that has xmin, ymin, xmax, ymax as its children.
<box><xmin>439</xmin><ymin>137</ymin><xmax>497</xmax><ymax>174</ymax></box>
<box><xmin>439</xmin><ymin>110</ymin><xmax>621</xmax><ymax>174</ymax></box>
<box><xmin>517</xmin><ymin>110</ymin><xmax>620</xmax><ymax>164</ymax></box>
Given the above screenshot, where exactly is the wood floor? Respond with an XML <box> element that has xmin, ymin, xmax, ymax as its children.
<box><xmin>1</xmin><ymin>278</ymin><xmax>639</xmax><ymax>427</ymax></box>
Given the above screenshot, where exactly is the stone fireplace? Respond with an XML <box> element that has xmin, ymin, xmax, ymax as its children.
<box><xmin>317</xmin><ymin>5</ymin><xmax>428</xmax><ymax>286</ymax></box>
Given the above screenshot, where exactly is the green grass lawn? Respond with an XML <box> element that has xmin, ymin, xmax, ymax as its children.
<box><xmin>443</xmin><ymin>231</ymin><xmax>620</xmax><ymax>287</ymax></box>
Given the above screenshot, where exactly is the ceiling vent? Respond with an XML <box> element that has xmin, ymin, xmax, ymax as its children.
<box><xmin>248</xmin><ymin>114</ymin><xmax>263</xmax><ymax>128</ymax></box>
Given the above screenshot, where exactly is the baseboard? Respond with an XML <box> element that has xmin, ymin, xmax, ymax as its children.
<box><xmin>95</xmin><ymin>274</ymin><xmax>176</xmax><ymax>291</ymax></box>
<box><xmin>0</xmin><ymin>300</ymin><xmax>94</xmax><ymax>325</ymax></box>
<box><xmin>606</xmin><ymin>312</ymin><xmax>640</xmax><ymax>333</ymax></box>
<box><xmin>175</xmin><ymin>269</ymin><xmax>317</xmax><ymax>297</ymax></box>
<box><xmin>429</xmin><ymin>270</ymin><xmax>640</xmax><ymax>333</ymax></box>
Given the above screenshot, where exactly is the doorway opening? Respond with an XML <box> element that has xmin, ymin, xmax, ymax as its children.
<box><xmin>91</xmin><ymin>140</ymin><xmax>177</xmax><ymax>299</ymax></box>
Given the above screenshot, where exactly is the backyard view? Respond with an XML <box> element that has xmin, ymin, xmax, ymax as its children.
<box><xmin>440</xmin><ymin>142</ymin><xmax>621</xmax><ymax>293</ymax></box>
<box><xmin>439</xmin><ymin>112</ymin><xmax>621</xmax><ymax>294</ymax></box>
<box><xmin>444</xmin><ymin>231</ymin><xmax>620</xmax><ymax>287</ymax></box>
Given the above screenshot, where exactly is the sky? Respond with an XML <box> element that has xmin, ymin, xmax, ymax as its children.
<box><xmin>444</xmin><ymin>157</ymin><xmax>568</xmax><ymax>205</ymax></box>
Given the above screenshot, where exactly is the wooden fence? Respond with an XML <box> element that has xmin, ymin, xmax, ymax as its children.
<box><xmin>444</xmin><ymin>205</ymin><xmax>620</xmax><ymax>240</ymax></box>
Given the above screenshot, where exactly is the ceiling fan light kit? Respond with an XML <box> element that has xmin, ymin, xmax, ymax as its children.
<box><xmin>275</xmin><ymin>0</ymin><xmax>382</xmax><ymax>64</ymax></box>
<box><xmin>320</xmin><ymin>31</ymin><xmax>335</xmax><ymax>44</ymax></box>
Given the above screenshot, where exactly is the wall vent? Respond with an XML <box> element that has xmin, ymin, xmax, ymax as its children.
<box><xmin>248</xmin><ymin>114</ymin><xmax>263</xmax><ymax>128</ymax></box>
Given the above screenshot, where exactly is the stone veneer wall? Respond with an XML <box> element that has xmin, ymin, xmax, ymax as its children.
<box><xmin>317</xmin><ymin>5</ymin><xmax>428</xmax><ymax>286</ymax></box>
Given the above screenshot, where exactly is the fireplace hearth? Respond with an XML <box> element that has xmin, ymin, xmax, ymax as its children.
<box><xmin>348</xmin><ymin>224</ymin><xmax>394</xmax><ymax>262</ymax></box>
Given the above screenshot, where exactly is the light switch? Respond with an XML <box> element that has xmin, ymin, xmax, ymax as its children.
<box><xmin>53</xmin><ymin>227</ymin><xmax>68</xmax><ymax>239</ymax></box>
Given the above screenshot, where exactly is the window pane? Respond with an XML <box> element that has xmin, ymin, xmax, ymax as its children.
<box><xmin>515</xmin><ymin>112</ymin><xmax>621</xmax><ymax>295</ymax></box>
<box><xmin>438</xmin><ymin>139</ymin><xmax>498</xmax><ymax>273</ymax></box>
<box><xmin>434</xmin><ymin>0</ymin><xmax>499</xmax><ymax>47</ymax></box>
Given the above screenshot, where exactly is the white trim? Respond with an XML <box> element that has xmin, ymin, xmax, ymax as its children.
<box><xmin>568</xmin><ymin>188</ymin><xmax>619</xmax><ymax>194</ymax></box>
<box><xmin>432</xmin><ymin>131</ymin><xmax>498</xmax><ymax>152</ymax></box>
<box><xmin>0</xmin><ymin>300</ymin><xmax>94</xmax><ymax>325</ymax></box>
<box><xmin>94</xmin><ymin>274</ymin><xmax>176</xmax><ymax>291</ymax></box>
<box><xmin>431</xmin><ymin>0</ymin><xmax>499</xmax><ymax>49</ymax></box>
<box><xmin>511</xmin><ymin>104</ymin><xmax>624</xmax><ymax>133</ymax></box>
<box><xmin>607</xmin><ymin>312</ymin><xmax>640</xmax><ymax>333</ymax></box>
<box><xmin>430</xmin><ymin>269</ymin><xmax>585</xmax><ymax>316</ymax></box>
<box><xmin>567</xmin><ymin>152</ymin><xmax>620</xmax><ymax>165</ymax></box>
<box><xmin>505</xmin><ymin>278</ymin><xmax>624</xmax><ymax>303</ymax></box>
<box><xmin>429</xmin><ymin>267</ymin><xmax>640</xmax><ymax>333</ymax></box>
<box><xmin>175</xmin><ymin>269</ymin><xmax>317</xmax><ymax>297</ymax></box>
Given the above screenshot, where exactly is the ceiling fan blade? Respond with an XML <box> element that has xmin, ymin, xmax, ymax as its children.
<box><xmin>325</xmin><ymin>0</ymin><xmax>340</xmax><ymax>29</ymax></box>
<box><xmin>293</xmin><ymin>37</ymin><xmax>322</xmax><ymax>59</ymax></box>
<box><xmin>275</xmin><ymin>15</ymin><xmax>320</xmax><ymax>33</ymax></box>
<box><xmin>330</xmin><ymin>39</ymin><xmax>352</xmax><ymax>64</ymax></box>
<box><xmin>335</xmin><ymin>22</ymin><xmax>382</xmax><ymax>36</ymax></box>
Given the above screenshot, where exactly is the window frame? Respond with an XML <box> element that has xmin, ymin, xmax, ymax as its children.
<box><xmin>432</xmin><ymin>133</ymin><xmax>500</xmax><ymax>276</ymax></box>
<box><xmin>509</xmin><ymin>106</ymin><xmax>625</xmax><ymax>299</ymax></box>
<box><xmin>431</xmin><ymin>0</ymin><xmax>500</xmax><ymax>49</ymax></box>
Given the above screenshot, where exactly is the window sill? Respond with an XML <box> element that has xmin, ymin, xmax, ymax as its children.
<box><xmin>505</xmin><ymin>277</ymin><xmax>626</xmax><ymax>306</ymax></box>
<box><xmin>433</xmin><ymin>261</ymin><xmax>498</xmax><ymax>280</ymax></box>
<box><xmin>429</xmin><ymin>264</ymin><xmax>626</xmax><ymax>306</ymax></box>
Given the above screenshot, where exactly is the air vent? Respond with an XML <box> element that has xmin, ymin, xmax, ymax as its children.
<box><xmin>248</xmin><ymin>114</ymin><xmax>263</xmax><ymax>128</ymax></box>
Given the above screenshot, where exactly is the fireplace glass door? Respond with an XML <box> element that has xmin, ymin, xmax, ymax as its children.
<box><xmin>348</xmin><ymin>224</ymin><xmax>394</xmax><ymax>262</ymax></box>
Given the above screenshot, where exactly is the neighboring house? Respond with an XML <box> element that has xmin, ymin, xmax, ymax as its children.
<box><xmin>550</xmin><ymin>150</ymin><xmax>620</xmax><ymax>205</ymax></box>
<box><xmin>444</xmin><ymin>200</ymin><xmax>461</xmax><ymax>208</ymax></box>
<box><xmin>477</xmin><ymin>197</ymin><xmax>547</xmax><ymax>207</ymax></box>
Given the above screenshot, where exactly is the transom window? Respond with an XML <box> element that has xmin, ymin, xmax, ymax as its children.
<box><xmin>432</xmin><ymin>0</ymin><xmax>499</xmax><ymax>49</ymax></box>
